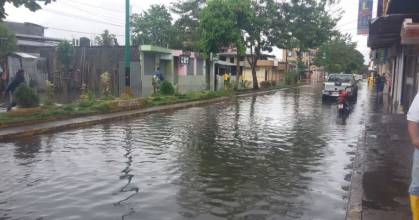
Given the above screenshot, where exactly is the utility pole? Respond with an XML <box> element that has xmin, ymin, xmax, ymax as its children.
<box><xmin>124</xmin><ymin>0</ymin><xmax>131</xmax><ymax>87</ymax></box>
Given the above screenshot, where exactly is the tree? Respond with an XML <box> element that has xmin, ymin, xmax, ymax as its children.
<box><xmin>243</xmin><ymin>0</ymin><xmax>279</xmax><ymax>89</ymax></box>
<box><xmin>199</xmin><ymin>0</ymin><xmax>244</xmax><ymax>57</ymax></box>
<box><xmin>277</xmin><ymin>0</ymin><xmax>338</xmax><ymax>76</ymax></box>
<box><xmin>0</xmin><ymin>0</ymin><xmax>55</xmax><ymax>20</ymax></box>
<box><xmin>314</xmin><ymin>35</ymin><xmax>365</xmax><ymax>74</ymax></box>
<box><xmin>0</xmin><ymin>22</ymin><xmax>16</xmax><ymax>58</ymax></box>
<box><xmin>131</xmin><ymin>5</ymin><xmax>174</xmax><ymax>47</ymax></box>
<box><xmin>199</xmin><ymin>0</ymin><xmax>243</xmax><ymax>89</ymax></box>
<box><xmin>95</xmin><ymin>30</ymin><xmax>118</xmax><ymax>46</ymax></box>
<box><xmin>57</xmin><ymin>41</ymin><xmax>74</xmax><ymax>72</ymax></box>
<box><xmin>171</xmin><ymin>0</ymin><xmax>206</xmax><ymax>50</ymax></box>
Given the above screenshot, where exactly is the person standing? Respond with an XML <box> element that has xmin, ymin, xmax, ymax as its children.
<box><xmin>406</xmin><ymin>92</ymin><xmax>419</xmax><ymax>220</ymax></box>
<box><xmin>375</xmin><ymin>74</ymin><xmax>385</xmax><ymax>94</ymax></box>
<box><xmin>223</xmin><ymin>72</ymin><xmax>230</xmax><ymax>89</ymax></box>
<box><xmin>4</xmin><ymin>69</ymin><xmax>25</xmax><ymax>111</ymax></box>
<box><xmin>152</xmin><ymin>67</ymin><xmax>164</xmax><ymax>94</ymax></box>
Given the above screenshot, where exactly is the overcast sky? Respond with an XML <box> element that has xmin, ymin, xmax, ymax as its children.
<box><xmin>5</xmin><ymin>0</ymin><xmax>372</xmax><ymax>63</ymax></box>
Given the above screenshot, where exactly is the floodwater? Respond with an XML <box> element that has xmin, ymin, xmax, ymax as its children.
<box><xmin>0</xmin><ymin>82</ymin><xmax>370</xmax><ymax>220</ymax></box>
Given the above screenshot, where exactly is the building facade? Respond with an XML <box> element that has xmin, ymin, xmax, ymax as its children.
<box><xmin>368</xmin><ymin>0</ymin><xmax>419</xmax><ymax>112</ymax></box>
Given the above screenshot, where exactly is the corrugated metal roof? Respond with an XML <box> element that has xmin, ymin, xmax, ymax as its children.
<box><xmin>12</xmin><ymin>52</ymin><xmax>39</xmax><ymax>59</ymax></box>
<box><xmin>17</xmin><ymin>39</ymin><xmax>59</xmax><ymax>47</ymax></box>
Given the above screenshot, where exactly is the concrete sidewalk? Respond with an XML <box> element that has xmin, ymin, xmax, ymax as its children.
<box><xmin>348</xmin><ymin>94</ymin><xmax>413</xmax><ymax>219</ymax></box>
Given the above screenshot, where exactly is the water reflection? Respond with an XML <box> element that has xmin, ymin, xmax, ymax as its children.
<box><xmin>14</xmin><ymin>137</ymin><xmax>42</xmax><ymax>160</ymax></box>
<box><xmin>114</xmin><ymin>125</ymin><xmax>139</xmax><ymax>219</ymax></box>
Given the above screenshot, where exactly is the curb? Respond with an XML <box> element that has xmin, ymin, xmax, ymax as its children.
<box><xmin>345</xmin><ymin>82</ymin><xmax>371</xmax><ymax>220</ymax></box>
<box><xmin>346</xmin><ymin>120</ymin><xmax>368</xmax><ymax>220</ymax></box>
<box><xmin>0</xmin><ymin>87</ymin><xmax>294</xmax><ymax>142</ymax></box>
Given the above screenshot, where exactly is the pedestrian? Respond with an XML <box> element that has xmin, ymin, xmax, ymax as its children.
<box><xmin>406</xmin><ymin>93</ymin><xmax>419</xmax><ymax>220</ymax></box>
<box><xmin>376</xmin><ymin>74</ymin><xmax>385</xmax><ymax>94</ymax></box>
<box><xmin>3</xmin><ymin>69</ymin><xmax>25</xmax><ymax>111</ymax></box>
<box><xmin>223</xmin><ymin>71</ymin><xmax>230</xmax><ymax>88</ymax></box>
<box><xmin>152</xmin><ymin>67</ymin><xmax>164</xmax><ymax>94</ymax></box>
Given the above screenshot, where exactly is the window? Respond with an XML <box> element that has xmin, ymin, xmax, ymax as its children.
<box><xmin>187</xmin><ymin>58</ymin><xmax>195</xmax><ymax>75</ymax></box>
<box><xmin>197</xmin><ymin>59</ymin><xmax>204</xmax><ymax>75</ymax></box>
<box><xmin>230</xmin><ymin>57</ymin><xmax>235</xmax><ymax>63</ymax></box>
<box><xmin>144</xmin><ymin>54</ymin><xmax>155</xmax><ymax>75</ymax></box>
<box><xmin>327</xmin><ymin>74</ymin><xmax>353</xmax><ymax>83</ymax></box>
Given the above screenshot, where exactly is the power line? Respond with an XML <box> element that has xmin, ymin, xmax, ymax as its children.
<box><xmin>70</xmin><ymin>0</ymin><xmax>124</xmax><ymax>14</ymax></box>
<box><xmin>46</xmin><ymin>26</ymin><xmax>124</xmax><ymax>37</ymax></box>
<box><xmin>61</xmin><ymin>1</ymin><xmax>124</xmax><ymax>24</ymax></box>
<box><xmin>43</xmin><ymin>8</ymin><xmax>123</xmax><ymax>27</ymax></box>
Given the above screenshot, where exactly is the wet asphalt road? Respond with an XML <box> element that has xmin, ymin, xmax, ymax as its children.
<box><xmin>0</xmin><ymin>82</ymin><xmax>371</xmax><ymax>220</ymax></box>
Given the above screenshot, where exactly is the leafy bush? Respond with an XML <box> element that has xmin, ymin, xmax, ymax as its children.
<box><xmin>271</xmin><ymin>81</ymin><xmax>277</xmax><ymax>87</ymax></box>
<box><xmin>239</xmin><ymin>80</ymin><xmax>252</xmax><ymax>89</ymax></box>
<box><xmin>100</xmin><ymin>72</ymin><xmax>111</xmax><ymax>97</ymax></box>
<box><xmin>260</xmin><ymin>80</ymin><xmax>278</xmax><ymax>88</ymax></box>
<box><xmin>57</xmin><ymin>41</ymin><xmax>74</xmax><ymax>68</ymax></box>
<box><xmin>79</xmin><ymin>84</ymin><xmax>95</xmax><ymax>101</ymax></box>
<box><xmin>44</xmin><ymin>80</ymin><xmax>55</xmax><ymax>106</ymax></box>
<box><xmin>285</xmin><ymin>71</ymin><xmax>298</xmax><ymax>85</ymax></box>
<box><xmin>260</xmin><ymin>81</ymin><xmax>269</xmax><ymax>88</ymax></box>
<box><xmin>13</xmin><ymin>84</ymin><xmax>40</xmax><ymax>108</ymax></box>
<box><xmin>160</xmin><ymin>81</ymin><xmax>175</xmax><ymax>95</ymax></box>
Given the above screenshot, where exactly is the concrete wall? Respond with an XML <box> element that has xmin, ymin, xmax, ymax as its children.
<box><xmin>140</xmin><ymin>49</ymin><xmax>174</xmax><ymax>97</ymax></box>
<box><xmin>177</xmin><ymin>75</ymin><xmax>206</xmax><ymax>93</ymax></box>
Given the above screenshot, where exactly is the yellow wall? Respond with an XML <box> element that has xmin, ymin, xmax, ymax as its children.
<box><xmin>242</xmin><ymin>67</ymin><xmax>283</xmax><ymax>85</ymax></box>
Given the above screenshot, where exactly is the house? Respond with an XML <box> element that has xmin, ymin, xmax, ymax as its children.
<box><xmin>172</xmin><ymin>50</ymin><xmax>207</xmax><ymax>93</ymax></box>
<box><xmin>283</xmin><ymin>48</ymin><xmax>317</xmax><ymax>69</ymax></box>
<box><xmin>1</xmin><ymin>22</ymin><xmax>62</xmax><ymax>92</ymax></box>
<box><xmin>5</xmin><ymin>21</ymin><xmax>61</xmax><ymax>53</ymax></box>
<box><xmin>215</xmin><ymin>50</ymin><xmax>285</xmax><ymax>90</ymax></box>
<box><xmin>138</xmin><ymin>46</ymin><xmax>208</xmax><ymax>96</ymax></box>
<box><xmin>282</xmin><ymin>48</ymin><xmax>324</xmax><ymax>81</ymax></box>
<box><xmin>368</xmin><ymin>0</ymin><xmax>419</xmax><ymax>112</ymax></box>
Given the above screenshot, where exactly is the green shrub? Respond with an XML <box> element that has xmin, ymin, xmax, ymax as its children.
<box><xmin>13</xmin><ymin>84</ymin><xmax>40</xmax><ymax>108</ymax></box>
<box><xmin>160</xmin><ymin>81</ymin><xmax>175</xmax><ymax>95</ymax></box>
<box><xmin>285</xmin><ymin>71</ymin><xmax>298</xmax><ymax>85</ymax></box>
<box><xmin>271</xmin><ymin>81</ymin><xmax>277</xmax><ymax>87</ymax></box>
<box><xmin>260</xmin><ymin>81</ymin><xmax>268</xmax><ymax>88</ymax></box>
<box><xmin>100</xmin><ymin>72</ymin><xmax>111</xmax><ymax>97</ymax></box>
<box><xmin>78</xmin><ymin>99</ymin><xmax>95</xmax><ymax>108</ymax></box>
<box><xmin>92</xmin><ymin>101</ymin><xmax>110</xmax><ymax>113</ymax></box>
<box><xmin>44</xmin><ymin>80</ymin><xmax>55</xmax><ymax>106</ymax></box>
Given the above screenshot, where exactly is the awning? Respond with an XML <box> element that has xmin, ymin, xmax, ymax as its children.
<box><xmin>214</xmin><ymin>60</ymin><xmax>236</xmax><ymax>66</ymax></box>
<box><xmin>368</xmin><ymin>14</ymin><xmax>419</xmax><ymax>49</ymax></box>
<box><xmin>11</xmin><ymin>52</ymin><xmax>39</xmax><ymax>59</ymax></box>
<box><xmin>387</xmin><ymin>0</ymin><xmax>419</xmax><ymax>14</ymax></box>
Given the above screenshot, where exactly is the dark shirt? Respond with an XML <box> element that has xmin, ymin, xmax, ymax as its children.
<box><xmin>154</xmin><ymin>71</ymin><xmax>164</xmax><ymax>81</ymax></box>
<box><xmin>6</xmin><ymin>74</ymin><xmax>25</xmax><ymax>93</ymax></box>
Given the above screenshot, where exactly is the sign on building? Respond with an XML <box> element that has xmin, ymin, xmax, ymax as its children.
<box><xmin>357</xmin><ymin>0</ymin><xmax>373</xmax><ymax>35</ymax></box>
<box><xmin>180</xmin><ymin>55</ymin><xmax>190</xmax><ymax>65</ymax></box>
<box><xmin>401</xmin><ymin>19</ymin><xmax>419</xmax><ymax>45</ymax></box>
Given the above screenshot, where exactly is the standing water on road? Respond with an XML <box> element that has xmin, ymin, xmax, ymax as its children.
<box><xmin>0</xmin><ymin>83</ymin><xmax>370</xmax><ymax>220</ymax></box>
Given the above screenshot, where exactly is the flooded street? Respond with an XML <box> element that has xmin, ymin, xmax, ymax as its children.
<box><xmin>0</xmin><ymin>83</ymin><xmax>371</xmax><ymax>220</ymax></box>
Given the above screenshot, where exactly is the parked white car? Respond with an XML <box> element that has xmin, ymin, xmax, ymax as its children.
<box><xmin>322</xmin><ymin>74</ymin><xmax>358</xmax><ymax>99</ymax></box>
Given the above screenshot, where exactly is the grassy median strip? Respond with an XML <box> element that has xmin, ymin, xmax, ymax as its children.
<box><xmin>0</xmin><ymin>90</ymin><xmax>234</xmax><ymax>128</ymax></box>
<box><xmin>0</xmin><ymin>83</ymin><xmax>301</xmax><ymax>129</ymax></box>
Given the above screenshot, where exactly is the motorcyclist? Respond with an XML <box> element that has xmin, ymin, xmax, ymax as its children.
<box><xmin>337</xmin><ymin>89</ymin><xmax>349</xmax><ymax>111</ymax></box>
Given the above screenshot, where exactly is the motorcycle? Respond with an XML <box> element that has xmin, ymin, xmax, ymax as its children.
<box><xmin>337</xmin><ymin>88</ymin><xmax>351</xmax><ymax>117</ymax></box>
